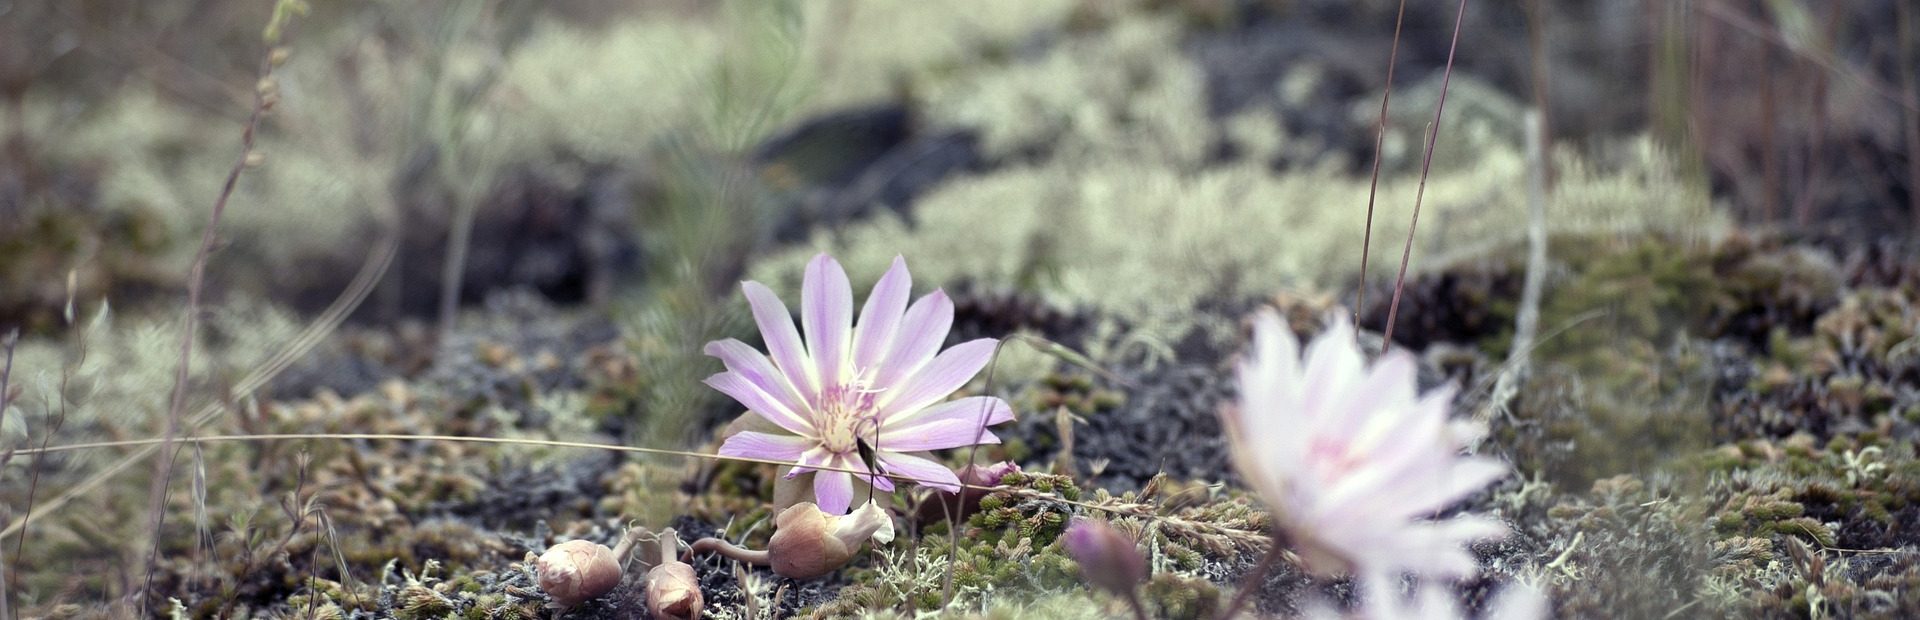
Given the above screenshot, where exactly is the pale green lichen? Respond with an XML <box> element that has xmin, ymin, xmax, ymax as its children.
<box><xmin>1</xmin><ymin>298</ymin><xmax>304</xmax><ymax>445</ymax></box>
<box><xmin>758</xmin><ymin>139</ymin><xmax>1723</xmax><ymax>351</ymax></box>
<box><xmin>755</xmin><ymin>10</ymin><xmax>1724</xmax><ymax>352</ymax></box>
<box><xmin>920</xmin><ymin>16</ymin><xmax>1213</xmax><ymax>165</ymax></box>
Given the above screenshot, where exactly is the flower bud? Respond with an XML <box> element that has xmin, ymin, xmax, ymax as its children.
<box><xmin>1062</xmin><ymin>518</ymin><xmax>1147</xmax><ymax>596</ymax></box>
<box><xmin>645</xmin><ymin>562</ymin><xmax>702</xmax><ymax>619</ymax></box>
<box><xmin>916</xmin><ymin>461</ymin><xmax>1021</xmax><ymax>525</ymax></box>
<box><xmin>768</xmin><ymin>501</ymin><xmax>895</xmax><ymax>580</ymax></box>
<box><xmin>644</xmin><ymin>528</ymin><xmax>704</xmax><ymax>620</ymax></box>
<box><xmin>534</xmin><ymin>539</ymin><xmax>623</xmax><ymax>608</ymax></box>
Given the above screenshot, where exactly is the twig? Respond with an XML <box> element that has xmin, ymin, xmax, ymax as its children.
<box><xmin>139</xmin><ymin>12</ymin><xmax>296</xmax><ymax>613</ymax></box>
<box><xmin>1354</xmin><ymin>0</ymin><xmax>1409</xmax><ymax>330</ymax></box>
<box><xmin>1382</xmin><ymin>0</ymin><xmax>1471</xmax><ymax>347</ymax></box>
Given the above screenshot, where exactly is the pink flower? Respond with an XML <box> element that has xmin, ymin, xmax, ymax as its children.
<box><xmin>1224</xmin><ymin>310</ymin><xmax>1508</xmax><ymax>581</ymax></box>
<box><xmin>709</xmin><ymin>254</ymin><xmax>1014</xmax><ymax>514</ymax></box>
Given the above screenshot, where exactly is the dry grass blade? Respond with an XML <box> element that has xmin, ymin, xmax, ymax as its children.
<box><xmin>1354</xmin><ymin>0</ymin><xmax>1409</xmax><ymax>329</ymax></box>
<box><xmin>1382</xmin><ymin>0</ymin><xmax>1471</xmax><ymax>347</ymax></box>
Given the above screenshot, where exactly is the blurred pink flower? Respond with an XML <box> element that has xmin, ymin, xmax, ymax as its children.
<box><xmin>709</xmin><ymin>253</ymin><xmax>1013</xmax><ymax>514</ymax></box>
<box><xmin>1062</xmin><ymin>517</ymin><xmax>1149</xmax><ymax>596</ymax></box>
<box><xmin>1224</xmin><ymin>309</ymin><xmax>1508</xmax><ymax>581</ymax></box>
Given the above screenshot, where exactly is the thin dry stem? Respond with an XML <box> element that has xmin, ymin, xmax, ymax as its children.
<box><xmin>1382</xmin><ymin>0</ymin><xmax>1471</xmax><ymax>347</ymax></box>
<box><xmin>1354</xmin><ymin>0</ymin><xmax>1409</xmax><ymax>329</ymax></box>
<box><xmin>688</xmin><ymin>537</ymin><xmax>770</xmax><ymax>566</ymax></box>
<box><xmin>140</xmin><ymin>44</ymin><xmax>281</xmax><ymax>613</ymax></box>
<box><xmin>13</xmin><ymin>294</ymin><xmax>83</xmax><ymax>570</ymax></box>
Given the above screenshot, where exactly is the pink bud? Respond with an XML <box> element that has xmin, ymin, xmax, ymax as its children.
<box><xmin>915</xmin><ymin>461</ymin><xmax>1022</xmax><ymax>525</ymax></box>
<box><xmin>1062</xmin><ymin>518</ymin><xmax>1147</xmax><ymax>595</ymax></box>
<box><xmin>960</xmin><ymin>461</ymin><xmax>1022</xmax><ymax>486</ymax></box>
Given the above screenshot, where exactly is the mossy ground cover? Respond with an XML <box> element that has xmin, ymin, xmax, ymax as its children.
<box><xmin>4</xmin><ymin>1</ymin><xmax>1920</xmax><ymax>618</ymax></box>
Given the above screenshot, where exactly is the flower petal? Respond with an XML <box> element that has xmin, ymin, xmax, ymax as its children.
<box><xmin>874</xmin><ymin>290</ymin><xmax>954</xmax><ymax>391</ymax></box>
<box><xmin>787</xmin><ymin>446</ymin><xmax>833</xmax><ymax>478</ymax></box>
<box><xmin>705</xmin><ymin>338</ymin><xmax>809</xmax><ymax>423</ymax></box>
<box><xmin>877</xmin><ymin>339</ymin><xmax>996</xmax><ymax>418</ymax></box>
<box><xmin>706</xmin><ymin>372</ymin><xmax>815</xmax><ymax>435</ymax></box>
<box><xmin>872</xmin><ymin>420</ymin><xmax>1001</xmax><ymax>452</ymax></box>
<box><xmin>717</xmin><ymin>431</ymin><xmax>815</xmax><ymax>462</ymax></box>
<box><xmin>876</xmin><ymin>452</ymin><xmax>963</xmax><ymax>493</ymax></box>
<box><xmin>1298</xmin><ymin>315</ymin><xmax>1364</xmax><ymax>424</ymax></box>
<box><xmin>844</xmin><ymin>455</ymin><xmax>895</xmax><ymax>492</ymax></box>
<box><xmin>883</xmin><ymin>396</ymin><xmax>1014</xmax><ymax>432</ymax></box>
<box><xmin>813</xmin><ymin>467</ymin><xmax>855</xmax><ymax>514</ymax></box>
<box><xmin>744</xmin><ymin>280</ymin><xmax>819</xmax><ymax>403</ymax></box>
<box><xmin>802</xmin><ymin>254</ymin><xmax>854</xmax><ymax>388</ymax></box>
<box><xmin>852</xmin><ymin>256</ymin><xmax>911</xmax><ymax>372</ymax></box>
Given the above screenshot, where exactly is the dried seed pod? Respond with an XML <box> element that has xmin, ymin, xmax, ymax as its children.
<box><xmin>767</xmin><ymin>501</ymin><xmax>894</xmax><ymax>580</ymax></box>
<box><xmin>645</xmin><ymin>528</ymin><xmax>703</xmax><ymax>620</ymax></box>
<box><xmin>534</xmin><ymin>539</ymin><xmax>623</xmax><ymax>608</ymax></box>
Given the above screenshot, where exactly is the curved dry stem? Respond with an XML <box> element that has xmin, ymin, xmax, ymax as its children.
<box><xmin>688</xmin><ymin>537</ymin><xmax>769</xmax><ymax>566</ymax></box>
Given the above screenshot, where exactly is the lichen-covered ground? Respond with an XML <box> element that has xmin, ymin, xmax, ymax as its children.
<box><xmin>3</xmin><ymin>1</ymin><xmax>1919</xmax><ymax>618</ymax></box>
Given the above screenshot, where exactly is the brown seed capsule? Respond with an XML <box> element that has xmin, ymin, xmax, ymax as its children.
<box><xmin>644</xmin><ymin>528</ymin><xmax>703</xmax><ymax>620</ymax></box>
<box><xmin>767</xmin><ymin>501</ymin><xmax>894</xmax><ymax>580</ymax></box>
<box><xmin>534</xmin><ymin>539</ymin><xmax>623</xmax><ymax>608</ymax></box>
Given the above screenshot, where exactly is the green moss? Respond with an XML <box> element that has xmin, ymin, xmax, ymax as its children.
<box><xmin>1141</xmin><ymin>572</ymin><xmax>1221</xmax><ymax>620</ymax></box>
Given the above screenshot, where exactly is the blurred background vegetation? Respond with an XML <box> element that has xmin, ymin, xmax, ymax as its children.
<box><xmin>0</xmin><ymin>0</ymin><xmax>1917</xmax><ymax>617</ymax></box>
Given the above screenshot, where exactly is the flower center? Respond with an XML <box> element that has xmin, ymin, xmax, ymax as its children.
<box><xmin>1306</xmin><ymin>436</ymin><xmax>1365</xmax><ymax>483</ymax></box>
<box><xmin>817</xmin><ymin>380</ymin><xmax>881</xmax><ymax>454</ymax></box>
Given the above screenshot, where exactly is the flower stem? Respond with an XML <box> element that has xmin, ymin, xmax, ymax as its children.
<box><xmin>1124</xmin><ymin>587</ymin><xmax>1152</xmax><ymax>620</ymax></box>
<box><xmin>688</xmin><ymin>537</ymin><xmax>769</xmax><ymax>566</ymax></box>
